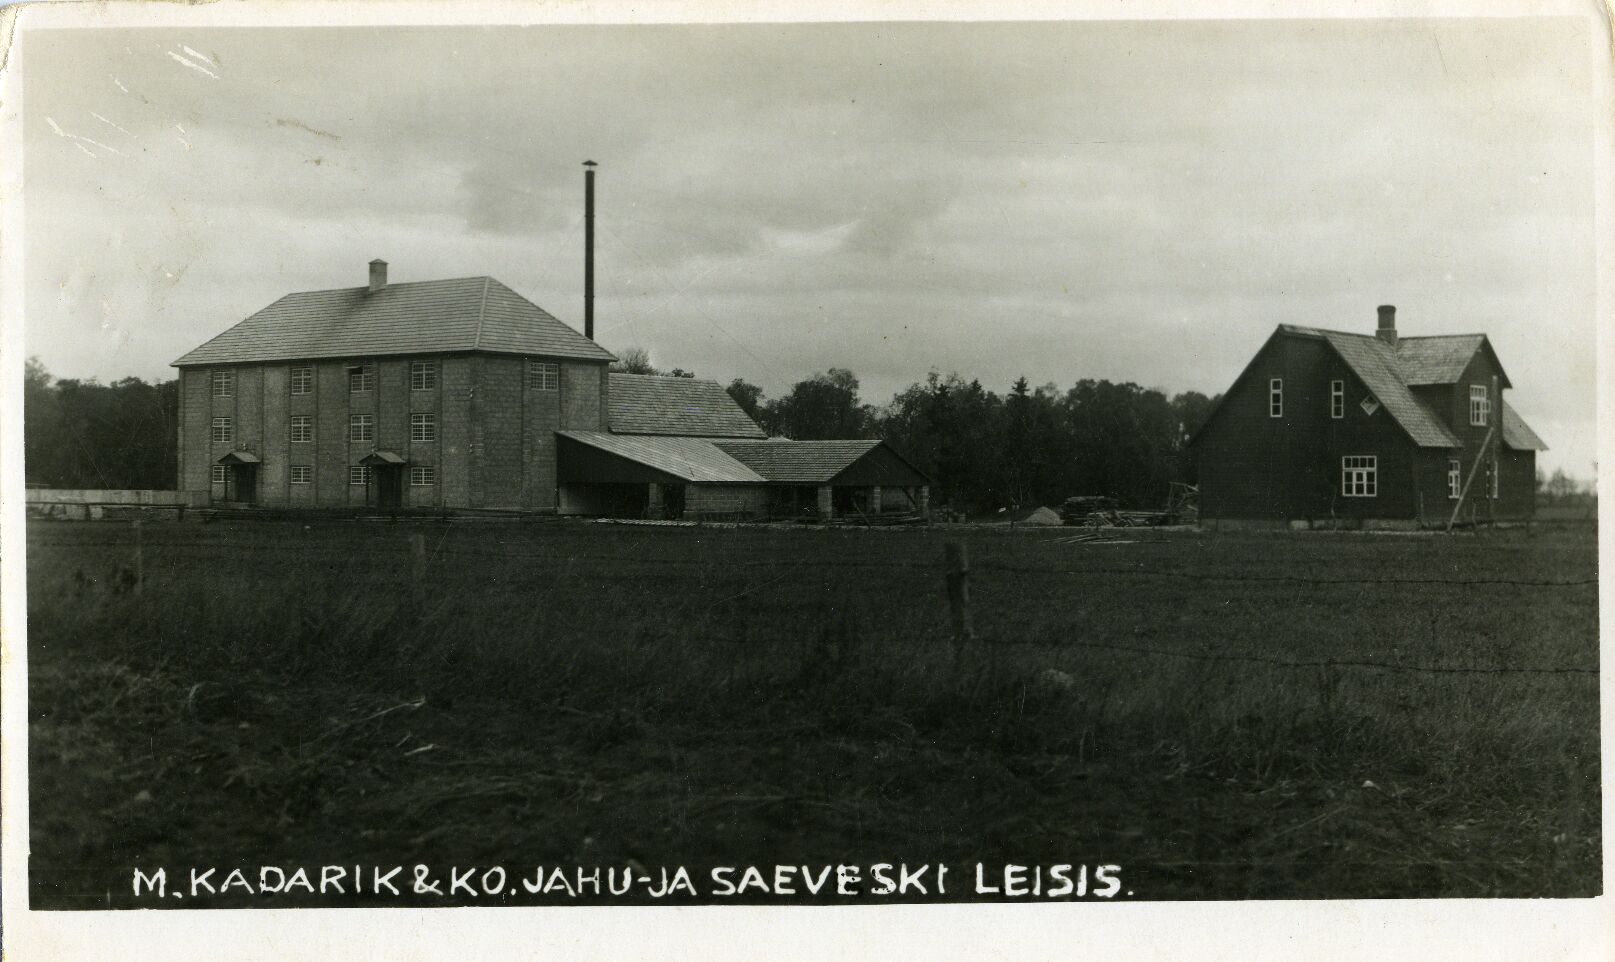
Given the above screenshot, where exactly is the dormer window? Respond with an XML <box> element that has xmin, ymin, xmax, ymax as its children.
<box><xmin>1469</xmin><ymin>385</ymin><xmax>1489</xmax><ymax>426</ymax></box>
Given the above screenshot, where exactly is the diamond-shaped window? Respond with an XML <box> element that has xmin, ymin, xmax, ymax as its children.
<box><xmin>1360</xmin><ymin>396</ymin><xmax>1381</xmax><ymax>416</ymax></box>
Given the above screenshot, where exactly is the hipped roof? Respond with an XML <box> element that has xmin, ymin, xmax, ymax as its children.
<box><xmin>173</xmin><ymin>276</ymin><xmax>615</xmax><ymax>367</ymax></box>
<box><xmin>607</xmin><ymin>374</ymin><xmax>767</xmax><ymax>439</ymax></box>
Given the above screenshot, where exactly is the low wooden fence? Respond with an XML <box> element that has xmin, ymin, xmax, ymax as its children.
<box><xmin>24</xmin><ymin>489</ymin><xmax>208</xmax><ymax>521</ymax></box>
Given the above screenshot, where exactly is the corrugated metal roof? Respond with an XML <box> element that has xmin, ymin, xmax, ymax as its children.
<box><xmin>1501</xmin><ymin>401</ymin><xmax>1548</xmax><ymax>451</ymax></box>
<box><xmin>558</xmin><ymin>432</ymin><xmax>766</xmax><ymax>483</ymax></box>
<box><xmin>1394</xmin><ymin>335</ymin><xmax>1487</xmax><ymax>385</ymax></box>
<box><xmin>607</xmin><ymin>374</ymin><xmax>767</xmax><ymax>438</ymax></box>
<box><xmin>172</xmin><ymin>276</ymin><xmax>615</xmax><ymax>366</ymax></box>
<box><xmin>713</xmin><ymin>439</ymin><xmax>884</xmax><ymax>483</ymax></box>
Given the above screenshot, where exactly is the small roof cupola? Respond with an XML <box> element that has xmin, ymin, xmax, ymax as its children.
<box><xmin>368</xmin><ymin>259</ymin><xmax>388</xmax><ymax>293</ymax></box>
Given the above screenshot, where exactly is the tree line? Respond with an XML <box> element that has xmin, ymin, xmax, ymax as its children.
<box><xmin>617</xmin><ymin>351</ymin><xmax>1219</xmax><ymax>512</ymax></box>
<box><xmin>24</xmin><ymin>358</ymin><xmax>179</xmax><ymax>490</ymax></box>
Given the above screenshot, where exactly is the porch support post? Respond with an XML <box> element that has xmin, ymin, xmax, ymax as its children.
<box><xmin>870</xmin><ymin>485</ymin><xmax>882</xmax><ymax>515</ymax></box>
<box><xmin>647</xmin><ymin>482</ymin><xmax>664</xmax><ymax>519</ymax></box>
<box><xmin>917</xmin><ymin>485</ymin><xmax>930</xmax><ymax>520</ymax></box>
<box><xmin>816</xmin><ymin>484</ymin><xmax>833</xmax><ymax>521</ymax></box>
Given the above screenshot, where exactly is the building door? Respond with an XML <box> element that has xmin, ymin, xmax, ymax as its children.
<box><xmin>230</xmin><ymin>464</ymin><xmax>258</xmax><ymax>504</ymax></box>
<box><xmin>662</xmin><ymin>483</ymin><xmax>686</xmax><ymax>519</ymax></box>
<box><xmin>376</xmin><ymin>467</ymin><xmax>404</xmax><ymax>509</ymax></box>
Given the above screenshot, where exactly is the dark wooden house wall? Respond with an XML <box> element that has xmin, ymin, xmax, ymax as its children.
<box><xmin>1196</xmin><ymin>334</ymin><xmax>1425</xmax><ymax>521</ymax></box>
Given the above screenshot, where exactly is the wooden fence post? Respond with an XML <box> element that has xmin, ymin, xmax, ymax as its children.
<box><xmin>944</xmin><ymin>541</ymin><xmax>974</xmax><ymax>646</ymax></box>
<box><xmin>131</xmin><ymin>519</ymin><xmax>144</xmax><ymax>595</ymax></box>
<box><xmin>410</xmin><ymin>533</ymin><xmax>427</xmax><ymax>592</ymax></box>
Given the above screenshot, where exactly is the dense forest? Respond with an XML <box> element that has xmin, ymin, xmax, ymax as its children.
<box><xmin>23</xmin><ymin>358</ymin><xmax>179</xmax><ymax>491</ymax></box>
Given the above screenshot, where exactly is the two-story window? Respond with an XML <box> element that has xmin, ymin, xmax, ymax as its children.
<box><xmin>1330</xmin><ymin>380</ymin><xmax>1344</xmax><ymax>419</ymax></box>
<box><xmin>349</xmin><ymin>414</ymin><xmax>374</xmax><ymax>442</ymax></box>
<box><xmin>528</xmin><ymin>360</ymin><xmax>559</xmax><ymax>392</ymax></box>
<box><xmin>290</xmin><ymin>366</ymin><xmax>313</xmax><ymax>395</ymax></box>
<box><xmin>410</xmin><ymin>360</ymin><xmax>438</xmax><ymax>391</ymax></box>
<box><xmin>211</xmin><ymin>417</ymin><xmax>233</xmax><ymax>443</ymax></box>
<box><xmin>290</xmin><ymin>415</ymin><xmax>313</xmax><ymax>443</ymax></box>
<box><xmin>1469</xmin><ymin>385</ymin><xmax>1490</xmax><ymax>426</ymax></box>
<box><xmin>290</xmin><ymin>466</ymin><xmax>312</xmax><ymax>485</ymax></box>
<box><xmin>349</xmin><ymin>365</ymin><xmax>375</xmax><ymax>394</ymax></box>
<box><xmin>1341</xmin><ymin>456</ymin><xmax>1377</xmax><ymax>497</ymax></box>
<box><xmin>1448</xmin><ymin>459</ymin><xmax>1461</xmax><ymax>499</ymax></box>
<box><xmin>410</xmin><ymin>413</ymin><xmax>437</xmax><ymax>442</ymax></box>
<box><xmin>211</xmin><ymin>370</ymin><xmax>234</xmax><ymax>397</ymax></box>
<box><xmin>1268</xmin><ymin>378</ymin><xmax>1283</xmax><ymax>418</ymax></box>
<box><xmin>410</xmin><ymin>466</ymin><xmax>436</xmax><ymax>486</ymax></box>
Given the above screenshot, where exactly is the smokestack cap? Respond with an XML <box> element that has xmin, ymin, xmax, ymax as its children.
<box><xmin>368</xmin><ymin>259</ymin><xmax>388</xmax><ymax>293</ymax></box>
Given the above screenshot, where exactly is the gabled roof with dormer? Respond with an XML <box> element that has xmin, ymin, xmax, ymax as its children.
<box><xmin>173</xmin><ymin>276</ymin><xmax>615</xmax><ymax>367</ymax></box>
<box><xmin>1191</xmin><ymin>323</ymin><xmax>1544</xmax><ymax>451</ymax></box>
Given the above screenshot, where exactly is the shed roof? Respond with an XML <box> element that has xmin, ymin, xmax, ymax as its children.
<box><xmin>173</xmin><ymin>276</ymin><xmax>615</xmax><ymax>367</ymax></box>
<box><xmin>607</xmin><ymin>374</ymin><xmax>767</xmax><ymax>439</ymax></box>
<box><xmin>1501</xmin><ymin>401</ymin><xmax>1548</xmax><ymax>451</ymax></box>
<box><xmin>714</xmin><ymin>439</ymin><xmax>889</xmax><ymax>483</ymax></box>
<box><xmin>558</xmin><ymin>432</ymin><xmax>766</xmax><ymax>483</ymax></box>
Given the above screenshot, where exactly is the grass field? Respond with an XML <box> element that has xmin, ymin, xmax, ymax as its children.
<box><xmin>25</xmin><ymin>518</ymin><xmax>1601</xmax><ymax>906</ymax></box>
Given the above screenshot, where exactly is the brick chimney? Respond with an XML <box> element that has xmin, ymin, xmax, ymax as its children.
<box><xmin>1376</xmin><ymin>304</ymin><xmax>1397</xmax><ymax>347</ymax></box>
<box><xmin>368</xmin><ymin>259</ymin><xmax>388</xmax><ymax>293</ymax></box>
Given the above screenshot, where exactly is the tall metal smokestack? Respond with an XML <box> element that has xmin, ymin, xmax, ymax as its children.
<box><xmin>583</xmin><ymin>160</ymin><xmax>597</xmax><ymax>340</ymax></box>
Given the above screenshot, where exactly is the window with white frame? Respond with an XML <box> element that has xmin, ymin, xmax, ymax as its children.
<box><xmin>1268</xmin><ymin>378</ymin><xmax>1283</xmax><ymax>418</ymax></box>
<box><xmin>1469</xmin><ymin>385</ymin><xmax>1489</xmax><ymax>426</ymax></box>
<box><xmin>210</xmin><ymin>465</ymin><xmax>227</xmax><ymax>484</ymax></box>
<box><xmin>349</xmin><ymin>466</ymin><xmax>371</xmax><ymax>486</ymax></box>
<box><xmin>410</xmin><ymin>413</ymin><xmax>436</xmax><ymax>442</ymax></box>
<box><xmin>1330</xmin><ymin>380</ymin><xmax>1344</xmax><ymax>419</ymax></box>
<box><xmin>290</xmin><ymin>465</ymin><xmax>312</xmax><ymax>484</ymax></box>
<box><xmin>1341</xmin><ymin>456</ymin><xmax>1377</xmax><ymax>497</ymax></box>
<box><xmin>211</xmin><ymin>370</ymin><xmax>234</xmax><ymax>397</ymax></box>
<box><xmin>289</xmin><ymin>366</ymin><xmax>313</xmax><ymax>395</ymax></box>
<box><xmin>211</xmin><ymin>417</ymin><xmax>233</xmax><ymax>443</ymax></box>
<box><xmin>290</xmin><ymin>415</ymin><xmax>313</xmax><ymax>443</ymax></box>
<box><xmin>410</xmin><ymin>465</ymin><xmax>435</xmax><ymax>486</ymax></box>
<box><xmin>528</xmin><ymin>360</ymin><xmax>559</xmax><ymax>392</ymax></box>
<box><xmin>349</xmin><ymin>413</ymin><xmax>374</xmax><ymax>442</ymax></box>
<box><xmin>410</xmin><ymin>360</ymin><xmax>438</xmax><ymax>391</ymax></box>
<box><xmin>349</xmin><ymin>365</ymin><xmax>374</xmax><ymax>394</ymax></box>
<box><xmin>1490</xmin><ymin>461</ymin><xmax>1500</xmax><ymax>500</ymax></box>
<box><xmin>1448</xmin><ymin>458</ymin><xmax>1461</xmax><ymax>499</ymax></box>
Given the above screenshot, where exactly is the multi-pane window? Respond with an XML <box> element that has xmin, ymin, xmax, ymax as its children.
<box><xmin>290</xmin><ymin>366</ymin><xmax>313</xmax><ymax>395</ymax></box>
<box><xmin>410</xmin><ymin>360</ymin><xmax>438</xmax><ymax>391</ymax></box>
<box><xmin>210</xmin><ymin>465</ymin><xmax>227</xmax><ymax>484</ymax></box>
<box><xmin>211</xmin><ymin>370</ymin><xmax>233</xmax><ymax>397</ymax></box>
<box><xmin>290</xmin><ymin>415</ymin><xmax>313</xmax><ymax>443</ymax></box>
<box><xmin>349</xmin><ymin>466</ymin><xmax>371</xmax><ymax>486</ymax></box>
<box><xmin>410</xmin><ymin>413</ymin><xmax>436</xmax><ymax>442</ymax></box>
<box><xmin>349</xmin><ymin>365</ymin><xmax>374</xmax><ymax>394</ymax></box>
<box><xmin>349</xmin><ymin>414</ymin><xmax>374</xmax><ymax>442</ymax></box>
<box><xmin>1448</xmin><ymin>459</ymin><xmax>1461</xmax><ymax>499</ymax></box>
<box><xmin>211</xmin><ymin>417</ymin><xmax>233</xmax><ymax>443</ymax></box>
<box><xmin>410</xmin><ymin>466</ymin><xmax>435</xmax><ymax>486</ymax></box>
<box><xmin>290</xmin><ymin>465</ymin><xmax>312</xmax><ymax>485</ymax></box>
<box><xmin>528</xmin><ymin>360</ymin><xmax>559</xmax><ymax>391</ymax></box>
<box><xmin>1330</xmin><ymin>380</ymin><xmax>1344</xmax><ymax>419</ymax></box>
<box><xmin>1469</xmin><ymin>385</ymin><xmax>1489</xmax><ymax>426</ymax></box>
<box><xmin>1341</xmin><ymin>456</ymin><xmax>1377</xmax><ymax>497</ymax></box>
<box><xmin>1268</xmin><ymin>378</ymin><xmax>1283</xmax><ymax>418</ymax></box>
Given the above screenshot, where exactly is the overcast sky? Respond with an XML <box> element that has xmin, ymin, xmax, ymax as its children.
<box><xmin>21</xmin><ymin>17</ymin><xmax>1598</xmax><ymax>476</ymax></box>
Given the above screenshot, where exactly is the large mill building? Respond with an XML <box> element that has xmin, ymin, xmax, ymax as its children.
<box><xmin>171</xmin><ymin>259</ymin><xmax>929</xmax><ymax>520</ymax></box>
